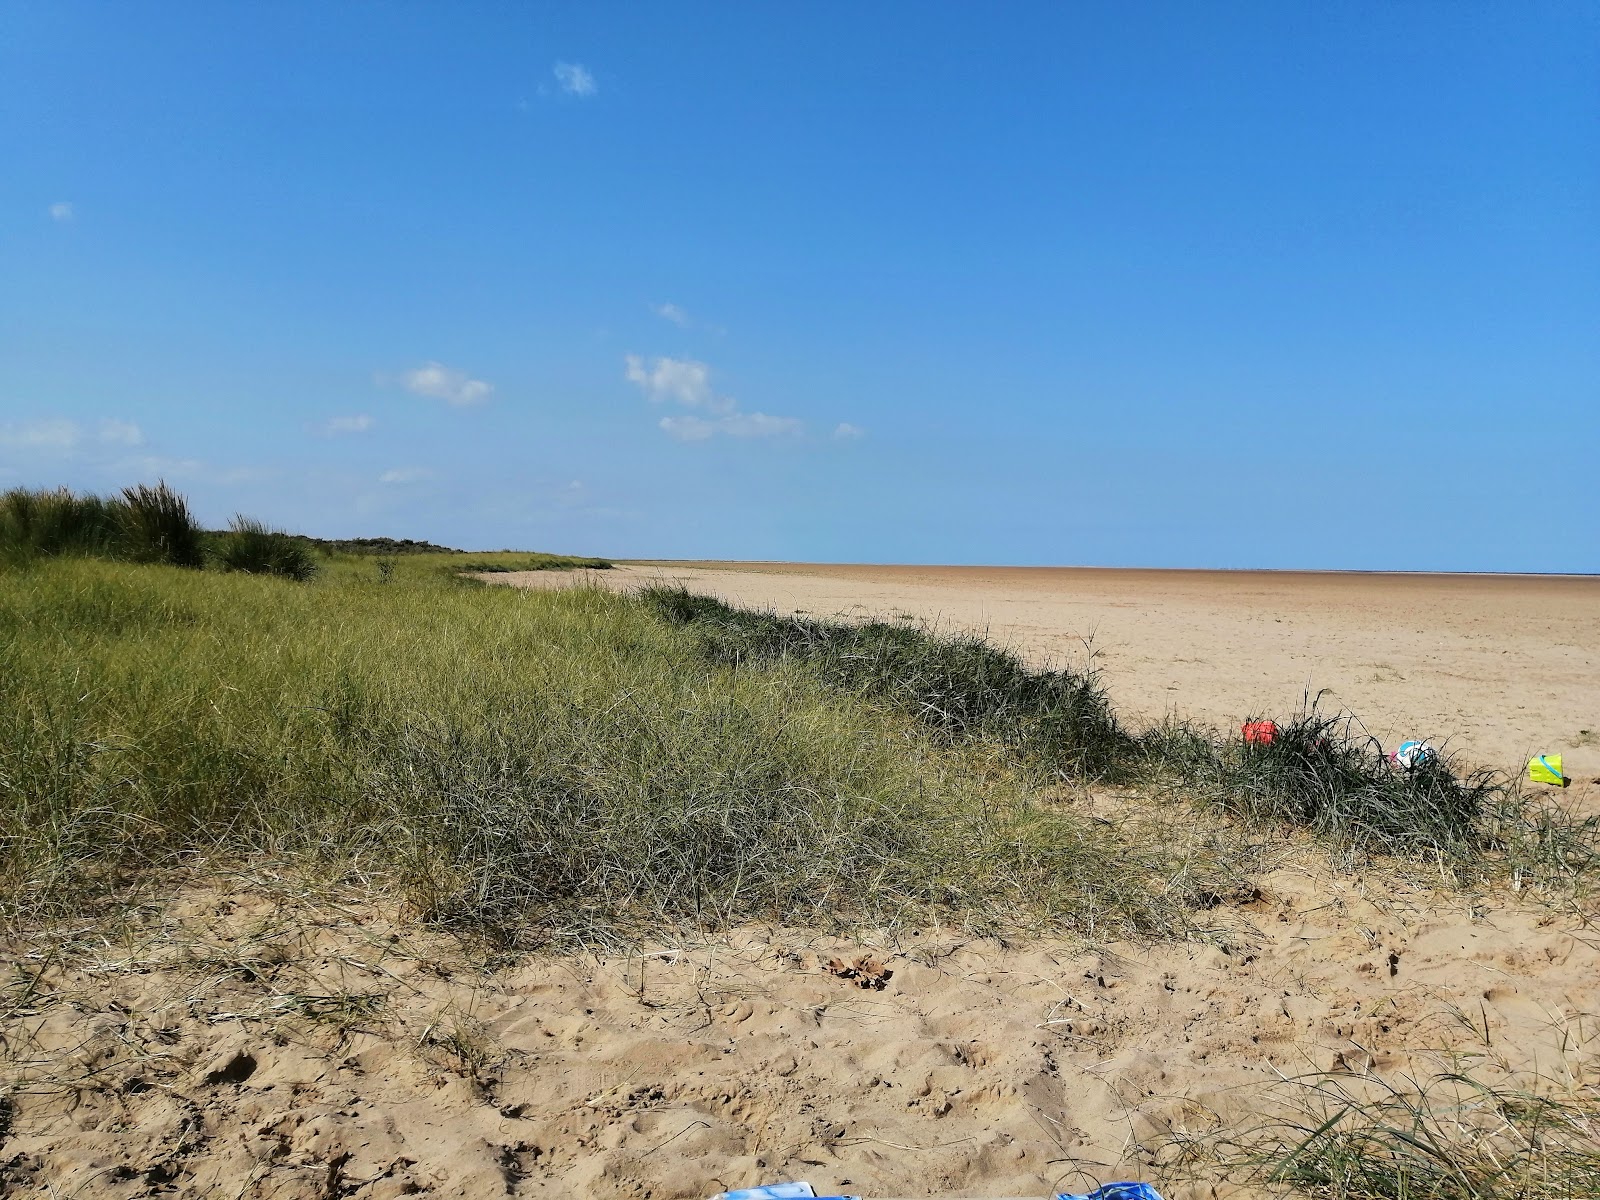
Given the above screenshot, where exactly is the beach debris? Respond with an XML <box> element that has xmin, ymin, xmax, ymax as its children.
<box><xmin>1390</xmin><ymin>739</ymin><xmax>1436</xmax><ymax>769</ymax></box>
<box><xmin>1242</xmin><ymin>720</ymin><xmax>1278</xmax><ymax>745</ymax></box>
<box><xmin>1528</xmin><ymin>754</ymin><xmax>1569</xmax><ymax>787</ymax></box>
<box><xmin>824</xmin><ymin>955</ymin><xmax>893</xmax><ymax>990</ymax></box>
<box><xmin>1058</xmin><ymin>1186</ymin><xmax>1166</xmax><ymax>1200</ymax></box>
<box><xmin>708</xmin><ymin>1182</ymin><xmax>1164</xmax><ymax>1200</ymax></box>
<box><xmin>711</xmin><ymin>1185</ymin><xmax>843</xmax><ymax>1200</ymax></box>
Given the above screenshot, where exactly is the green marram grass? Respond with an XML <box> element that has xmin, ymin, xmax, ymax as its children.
<box><xmin>0</xmin><ymin>556</ymin><xmax>1209</xmax><ymax>945</ymax></box>
<box><xmin>214</xmin><ymin>515</ymin><xmax>319</xmax><ymax>581</ymax></box>
<box><xmin>642</xmin><ymin>583</ymin><xmax>1134</xmax><ymax>779</ymax></box>
<box><xmin>1</xmin><ymin>482</ymin><xmax>204</xmax><ymax>568</ymax></box>
<box><xmin>643</xmin><ymin>587</ymin><xmax>1598</xmax><ymax>879</ymax></box>
<box><xmin>1198</xmin><ymin>1066</ymin><xmax>1600</xmax><ymax>1200</ymax></box>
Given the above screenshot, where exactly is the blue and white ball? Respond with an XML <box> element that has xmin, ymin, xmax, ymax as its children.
<box><xmin>1393</xmin><ymin>740</ymin><xmax>1435</xmax><ymax>769</ymax></box>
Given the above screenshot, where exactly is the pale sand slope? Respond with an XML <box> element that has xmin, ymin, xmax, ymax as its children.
<box><xmin>496</xmin><ymin>563</ymin><xmax>1600</xmax><ymax>781</ymax></box>
<box><xmin>4</xmin><ymin>868</ymin><xmax>1595</xmax><ymax>1200</ymax></box>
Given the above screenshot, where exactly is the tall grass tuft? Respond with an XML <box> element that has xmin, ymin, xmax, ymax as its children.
<box><xmin>2</xmin><ymin>482</ymin><xmax>205</xmax><ymax>569</ymax></box>
<box><xmin>641</xmin><ymin>585</ymin><xmax>1133</xmax><ymax>779</ymax></box>
<box><xmin>1162</xmin><ymin>701</ymin><xmax>1505</xmax><ymax>858</ymax></box>
<box><xmin>115</xmin><ymin>481</ymin><xmax>205</xmax><ymax>568</ymax></box>
<box><xmin>215</xmin><ymin>515</ymin><xmax>318</xmax><ymax>581</ymax></box>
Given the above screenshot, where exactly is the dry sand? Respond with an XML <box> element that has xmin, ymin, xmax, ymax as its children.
<box><xmin>6</xmin><ymin>563</ymin><xmax>1597</xmax><ymax>1199</ymax></box>
<box><xmin>5</xmin><ymin>866</ymin><xmax>1595</xmax><ymax>1200</ymax></box>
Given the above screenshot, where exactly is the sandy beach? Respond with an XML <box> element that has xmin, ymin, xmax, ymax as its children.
<box><xmin>6</xmin><ymin>562</ymin><xmax>1597</xmax><ymax>1199</ymax></box>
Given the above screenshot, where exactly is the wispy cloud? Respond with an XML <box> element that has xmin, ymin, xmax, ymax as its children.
<box><xmin>624</xmin><ymin>354</ymin><xmax>803</xmax><ymax>440</ymax></box>
<box><xmin>659</xmin><ymin>412</ymin><xmax>804</xmax><ymax>441</ymax></box>
<box><xmin>111</xmin><ymin>454</ymin><xmax>272</xmax><ymax>485</ymax></box>
<box><xmin>322</xmin><ymin>414</ymin><xmax>375</xmax><ymax>436</ymax></box>
<box><xmin>390</xmin><ymin>362</ymin><xmax>494</xmax><ymax>406</ymax></box>
<box><xmin>0</xmin><ymin>418</ymin><xmax>144</xmax><ymax>450</ymax></box>
<box><xmin>651</xmin><ymin>302</ymin><xmax>691</xmax><ymax>328</ymax></box>
<box><xmin>48</xmin><ymin>201</ymin><xmax>74</xmax><ymax>223</ymax></box>
<box><xmin>0</xmin><ymin>419</ymin><xmax>81</xmax><ymax>450</ymax></box>
<box><xmin>379</xmin><ymin>467</ymin><xmax>434</xmax><ymax>485</ymax></box>
<box><xmin>554</xmin><ymin>62</ymin><xmax>596</xmax><ymax>97</ymax></box>
<box><xmin>98</xmin><ymin>419</ymin><xmax>144</xmax><ymax>446</ymax></box>
<box><xmin>832</xmin><ymin>422</ymin><xmax>865</xmax><ymax>440</ymax></box>
<box><xmin>624</xmin><ymin>354</ymin><xmax>724</xmax><ymax>410</ymax></box>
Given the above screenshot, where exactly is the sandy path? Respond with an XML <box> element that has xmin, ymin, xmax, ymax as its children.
<box><xmin>497</xmin><ymin>563</ymin><xmax>1600</xmax><ymax>781</ymax></box>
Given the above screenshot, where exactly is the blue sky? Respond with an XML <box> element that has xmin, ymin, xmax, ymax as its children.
<box><xmin>3</xmin><ymin>3</ymin><xmax>1596</xmax><ymax>570</ymax></box>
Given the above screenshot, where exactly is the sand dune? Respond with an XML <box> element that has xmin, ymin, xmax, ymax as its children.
<box><xmin>502</xmin><ymin>562</ymin><xmax>1600</xmax><ymax>783</ymax></box>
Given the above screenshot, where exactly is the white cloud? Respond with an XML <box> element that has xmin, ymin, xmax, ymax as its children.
<box><xmin>48</xmin><ymin>201</ymin><xmax>74</xmax><ymax>223</ymax></box>
<box><xmin>724</xmin><ymin>412</ymin><xmax>804</xmax><ymax>438</ymax></box>
<box><xmin>323</xmin><ymin>414</ymin><xmax>375</xmax><ymax>435</ymax></box>
<box><xmin>0</xmin><ymin>418</ymin><xmax>145</xmax><ymax>451</ymax></box>
<box><xmin>98</xmin><ymin>419</ymin><xmax>144</xmax><ymax>446</ymax></box>
<box><xmin>554</xmin><ymin>62</ymin><xmax>596</xmax><ymax>97</ymax></box>
<box><xmin>379</xmin><ymin>467</ymin><xmax>434</xmax><ymax>485</ymax></box>
<box><xmin>395</xmin><ymin>362</ymin><xmax>493</xmax><ymax>406</ymax></box>
<box><xmin>652</xmin><ymin>302</ymin><xmax>691</xmax><ymax>328</ymax></box>
<box><xmin>0</xmin><ymin>419</ymin><xmax>81</xmax><ymax>450</ymax></box>
<box><xmin>623</xmin><ymin>354</ymin><xmax>727</xmax><ymax>410</ymax></box>
<box><xmin>832</xmin><ymin>422</ymin><xmax>865</xmax><ymax>440</ymax></box>
<box><xmin>625</xmin><ymin>353</ymin><xmax>805</xmax><ymax>440</ymax></box>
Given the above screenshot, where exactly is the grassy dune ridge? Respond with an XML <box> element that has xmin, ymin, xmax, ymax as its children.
<box><xmin>643</xmin><ymin>585</ymin><xmax>1597</xmax><ymax>876</ymax></box>
<box><xmin>1</xmin><ymin>555</ymin><xmax>1223</xmax><ymax>943</ymax></box>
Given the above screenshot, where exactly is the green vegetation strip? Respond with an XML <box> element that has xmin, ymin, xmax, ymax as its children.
<box><xmin>3</xmin><ymin>483</ymin><xmax>611</xmax><ymax>578</ymax></box>
<box><xmin>2</xmin><ymin>481</ymin><xmax>1593</xmax><ymax>946</ymax></box>
<box><xmin>1</xmin><ymin>556</ymin><xmax>1216</xmax><ymax>944</ymax></box>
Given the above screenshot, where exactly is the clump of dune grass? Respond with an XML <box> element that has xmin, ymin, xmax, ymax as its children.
<box><xmin>1206</xmin><ymin>1067</ymin><xmax>1600</xmax><ymax>1200</ymax></box>
<box><xmin>1482</xmin><ymin>792</ymin><xmax>1600</xmax><ymax>895</ymax></box>
<box><xmin>641</xmin><ymin>584</ymin><xmax>1134</xmax><ymax>780</ymax></box>
<box><xmin>1</xmin><ymin>482</ymin><xmax>204</xmax><ymax>570</ymax></box>
<box><xmin>1156</xmin><ymin>700</ymin><xmax>1505</xmax><ymax>859</ymax></box>
<box><xmin>0</xmin><ymin>557</ymin><xmax>1212</xmax><ymax>946</ymax></box>
<box><xmin>214</xmin><ymin>515</ymin><xmax>318</xmax><ymax>581</ymax></box>
<box><xmin>113</xmin><ymin>481</ymin><xmax>205</xmax><ymax>568</ymax></box>
<box><xmin>0</xmin><ymin>486</ymin><xmax>122</xmax><ymax>564</ymax></box>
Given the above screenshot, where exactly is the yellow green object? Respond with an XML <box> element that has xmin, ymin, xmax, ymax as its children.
<box><xmin>1527</xmin><ymin>755</ymin><xmax>1567</xmax><ymax>786</ymax></box>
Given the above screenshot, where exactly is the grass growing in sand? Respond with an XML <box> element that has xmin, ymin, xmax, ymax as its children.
<box><xmin>1</xmin><ymin>553</ymin><xmax>1231</xmax><ymax>945</ymax></box>
<box><xmin>644</xmin><ymin>587</ymin><xmax>1597</xmax><ymax>884</ymax></box>
<box><xmin>1175</xmin><ymin>1057</ymin><xmax>1600</xmax><ymax>1200</ymax></box>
